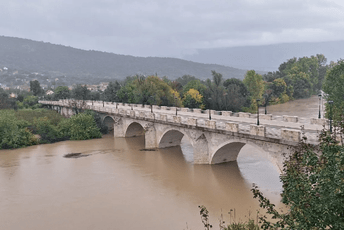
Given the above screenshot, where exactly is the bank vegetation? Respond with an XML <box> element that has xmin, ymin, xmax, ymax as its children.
<box><xmin>0</xmin><ymin>109</ymin><xmax>105</xmax><ymax>150</ymax></box>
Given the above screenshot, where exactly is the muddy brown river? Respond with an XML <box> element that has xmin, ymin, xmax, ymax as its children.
<box><xmin>0</xmin><ymin>96</ymin><xmax>320</xmax><ymax>229</ymax></box>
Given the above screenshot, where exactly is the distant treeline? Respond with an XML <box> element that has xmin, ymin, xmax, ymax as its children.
<box><xmin>1</xmin><ymin>54</ymin><xmax>334</xmax><ymax>113</ymax></box>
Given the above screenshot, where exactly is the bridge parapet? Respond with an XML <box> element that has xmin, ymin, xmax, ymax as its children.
<box><xmin>187</xmin><ymin>118</ymin><xmax>197</xmax><ymax>126</ymax></box>
<box><xmin>147</xmin><ymin>113</ymin><xmax>155</xmax><ymax>120</ymax></box>
<box><xmin>173</xmin><ymin>116</ymin><xmax>181</xmax><ymax>124</ymax></box>
<box><xmin>222</xmin><ymin>111</ymin><xmax>233</xmax><ymax>116</ymax></box>
<box><xmin>260</xmin><ymin>114</ymin><xmax>273</xmax><ymax>120</ymax></box>
<box><xmin>158</xmin><ymin>114</ymin><xmax>167</xmax><ymax>122</ymax></box>
<box><xmin>139</xmin><ymin>111</ymin><xmax>146</xmax><ymax>118</ymax></box>
<box><xmin>39</xmin><ymin>100</ymin><xmax>321</xmax><ymax>145</ymax></box>
<box><xmin>238</xmin><ymin>112</ymin><xmax>251</xmax><ymax>118</ymax></box>
<box><xmin>283</xmin><ymin>115</ymin><xmax>299</xmax><ymax>123</ymax></box>
<box><xmin>281</xmin><ymin>129</ymin><xmax>301</xmax><ymax>142</ymax></box>
<box><xmin>310</xmin><ymin>118</ymin><xmax>328</xmax><ymax>126</ymax></box>
<box><xmin>206</xmin><ymin>120</ymin><xmax>216</xmax><ymax>129</ymax></box>
<box><xmin>225</xmin><ymin>122</ymin><xmax>239</xmax><ymax>132</ymax></box>
<box><xmin>250</xmin><ymin>125</ymin><xmax>266</xmax><ymax>137</ymax></box>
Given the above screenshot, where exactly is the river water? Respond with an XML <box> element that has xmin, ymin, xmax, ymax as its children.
<box><xmin>0</xmin><ymin>96</ymin><xmax>319</xmax><ymax>230</ymax></box>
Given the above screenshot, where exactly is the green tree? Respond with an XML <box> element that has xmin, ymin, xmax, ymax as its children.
<box><xmin>30</xmin><ymin>80</ymin><xmax>43</xmax><ymax>96</ymax></box>
<box><xmin>72</xmin><ymin>84</ymin><xmax>90</xmax><ymax>100</ymax></box>
<box><xmin>223</xmin><ymin>78</ymin><xmax>251</xmax><ymax>111</ymax></box>
<box><xmin>323</xmin><ymin>60</ymin><xmax>344</xmax><ymax>121</ymax></box>
<box><xmin>103</xmin><ymin>81</ymin><xmax>121</xmax><ymax>102</ymax></box>
<box><xmin>183</xmin><ymin>79</ymin><xmax>206</xmax><ymax>95</ymax></box>
<box><xmin>0</xmin><ymin>110</ymin><xmax>37</xmax><ymax>149</ymax></box>
<box><xmin>224</xmin><ymin>84</ymin><xmax>251</xmax><ymax>112</ymax></box>
<box><xmin>252</xmin><ymin>130</ymin><xmax>344</xmax><ymax>229</ymax></box>
<box><xmin>243</xmin><ymin>70</ymin><xmax>265</xmax><ymax>110</ymax></box>
<box><xmin>23</xmin><ymin>95</ymin><xmax>39</xmax><ymax>108</ymax></box>
<box><xmin>284</xmin><ymin>72</ymin><xmax>312</xmax><ymax>99</ymax></box>
<box><xmin>203</xmin><ymin>71</ymin><xmax>227</xmax><ymax>111</ymax></box>
<box><xmin>54</xmin><ymin>86</ymin><xmax>70</xmax><ymax>100</ymax></box>
<box><xmin>132</xmin><ymin>75</ymin><xmax>177</xmax><ymax>106</ymax></box>
<box><xmin>0</xmin><ymin>88</ymin><xmax>10</xmax><ymax>109</ymax></box>
<box><xmin>175</xmin><ymin>74</ymin><xmax>197</xmax><ymax>86</ymax></box>
<box><xmin>182</xmin><ymin>88</ymin><xmax>203</xmax><ymax>109</ymax></box>
<box><xmin>68</xmin><ymin>113</ymin><xmax>102</xmax><ymax>140</ymax></box>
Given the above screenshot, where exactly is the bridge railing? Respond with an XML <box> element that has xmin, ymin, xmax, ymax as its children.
<box><xmin>39</xmin><ymin>100</ymin><xmax>323</xmax><ymax>144</ymax></box>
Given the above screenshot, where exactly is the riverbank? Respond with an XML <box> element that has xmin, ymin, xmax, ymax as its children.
<box><xmin>0</xmin><ymin>109</ymin><xmax>103</xmax><ymax>150</ymax></box>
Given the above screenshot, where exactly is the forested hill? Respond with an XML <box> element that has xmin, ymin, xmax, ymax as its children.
<box><xmin>0</xmin><ymin>36</ymin><xmax>248</xmax><ymax>83</ymax></box>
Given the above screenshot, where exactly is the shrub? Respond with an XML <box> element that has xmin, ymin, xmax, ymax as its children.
<box><xmin>15</xmin><ymin>109</ymin><xmax>65</xmax><ymax>126</ymax></box>
<box><xmin>0</xmin><ymin>110</ymin><xmax>37</xmax><ymax>149</ymax></box>
<box><xmin>69</xmin><ymin>113</ymin><xmax>102</xmax><ymax>140</ymax></box>
<box><xmin>252</xmin><ymin>130</ymin><xmax>344</xmax><ymax>229</ymax></box>
<box><xmin>57</xmin><ymin>118</ymin><xmax>72</xmax><ymax>140</ymax></box>
<box><xmin>33</xmin><ymin>117</ymin><xmax>61</xmax><ymax>144</ymax></box>
<box><xmin>84</xmin><ymin>110</ymin><xmax>108</xmax><ymax>134</ymax></box>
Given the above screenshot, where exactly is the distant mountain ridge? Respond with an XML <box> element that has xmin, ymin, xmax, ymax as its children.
<box><xmin>183</xmin><ymin>41</ymin><xmax>344</xmax><ymax>71</ymax></box>
<box><xmin>0</xmin><ymin>36</ymin><xmax>249</xmax><ymax>84</ymax></box>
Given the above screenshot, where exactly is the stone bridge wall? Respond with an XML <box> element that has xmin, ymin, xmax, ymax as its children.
<box><xmin>39</xmin><ymin>100</ymin><xmax>322</xmax><ymax>173</ymax></box>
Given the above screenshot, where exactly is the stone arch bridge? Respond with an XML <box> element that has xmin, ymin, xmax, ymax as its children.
<box><xmin>40</xmin><ymin>100</ymin><xmax>324</xmax><ymax>172</ymax></box>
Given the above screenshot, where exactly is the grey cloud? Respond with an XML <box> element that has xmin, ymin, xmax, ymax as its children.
<box><xmin>1</xmin><ymin>0</ymin><xmax>344</xmax><ymax>57</ymax></box>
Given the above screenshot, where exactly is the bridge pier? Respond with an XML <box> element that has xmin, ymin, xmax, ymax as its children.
<box><xmin>39</xmin><ymin>100</ymin><xmax>313</xmax><ymax>173</ymax></box>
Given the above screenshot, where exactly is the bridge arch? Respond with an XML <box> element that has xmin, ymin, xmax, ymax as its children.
<box><xmin>158</xmin><ymin>129</ymin><xmax>194</xmax><ymax>149</ymax></box>
<box><xmin>102</xmin><ymin>116</ymin><xmax>115</xmax><ymax>131</ymax></box>
<box><xmin>211</xmin><ymin>139</ymin><xmax>269</xmax><ymax>164</ymax></box>
<box><xmin>125</xmin><ymin>121</ymin><xmax>145</xmax><ymax>137</ymax></box>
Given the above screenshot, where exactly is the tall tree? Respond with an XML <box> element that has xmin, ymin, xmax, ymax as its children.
<box><xmin>204</xmin><ymin>71</ymin><xmax>226</xmax><ymax>111</ymax></box>
<box><xmin>323</xmin><ymin>60</ymin><xmax>344</xmax><ymax>121</ymax></box>
<box><xmin>223</xmin><ymin>78</ymin><xmax>250</xmax><ymax>111</ymax></box>
<box><xmin>30</xmin><ymin>80</ymin><xmax>43</xmax><ymax>96</ymax></box>
<box><xmin>103</xmin><ymin>81</ymin><xmax>121</xmax><ymax>103</ymax></box>
<box><xmin>54</xmin><ymin>86</ymin><xmax>70</xmax><ymax>100</ymax></box>
<box><xmin>243</xmin><ymin>70</ymin><xmax>265</xmax><ymax>110</ymax></box>
<box><xmin>252</xmin><ymin>131</ymin><xmax>344</xmax><ymax>229</ymax></box>
<box><xmin>72</xmin><ymin>84</ymin><xmax>90</xmax><ymax>100</ymax></box>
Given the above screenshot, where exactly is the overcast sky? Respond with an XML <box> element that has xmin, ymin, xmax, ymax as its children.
<box><xmin>1</xmin><ymin>0</ymin><xmax>344</xmax><ymax>58</ymax></box>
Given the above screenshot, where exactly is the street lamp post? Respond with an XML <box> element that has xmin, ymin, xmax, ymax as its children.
<box><xmin>150</xmin><ymin>96</ymin><xmax>154</xmax><ymax>113</ymax></box>
<box><xmin>318</xmin><ymin>94</ymin><xmax>322</xmax><ymax>119</ymax></box>
<box><xmin>256</xmin><ymin>99</ymin><xmax>260</xmax><ymax>125</ymax></box>
<box><xmin>329</xmin><ymin>100</ymin><xmax>333</xmax><ymax>133</ymax></box>
<box><xmin>208</xmin><ymin>98</ymin><xmax>212</xmax><ymax>120</ymax></box>
<box><xmin>175</xmin><ymin>96</ymin><xmax>178</xmax><ymax>116</ymax></box>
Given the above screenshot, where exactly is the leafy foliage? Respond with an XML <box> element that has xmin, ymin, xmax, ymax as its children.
<box><xmin>182</xmin><ymin>88</ymin><xmax>203</xmax><ymax>109</ymax></box>
<box><xmin>252</xmin><ymin>130</ymin><xmax>344</xmax><ymax>229</ymax></box>
<box><xmin>263</xmin><ymin>54</ymin><xmax>329</xmax><ymax>100</ymax></box>
<box><xmin>54</xmin><ymin>86</ymin><xmax>70</xmax><ymax>100</ymax></box>
<box><xmin>68</xmin><ymin>113</ymin><xmax>102</xmax><ymax>140</ymax></box>
<box><xmin>0</xmin><ymin>110</ymin><xmax>37</xmax><ymax>149</ymax></box>
<box><xmin>0</xmin><ymin>108</ymin><xmax>102</xmax><ymax>149</ymax></box>
<box><xmin>243</xmin><ymin>70</ymin><xmax>265</xmax><ymax>111</ymax></box>
<box><xmin>323</xmin><ymin>60</ymin><xmax>344</xmax><ymax>121</ymax></box>
<box><xmin>30</xmin><ymin>80</ymin><xmax>43</xmax><ymax>96</ymax></box>
<box><xmin>72</xmin><ymin>84</ymin><xmax>90</xmax><ymax>100</ymax></box>
<box><xmin>103</xmin><ymin>81</ymin><xmax>121</xmax><ymax>102</ymax></box>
